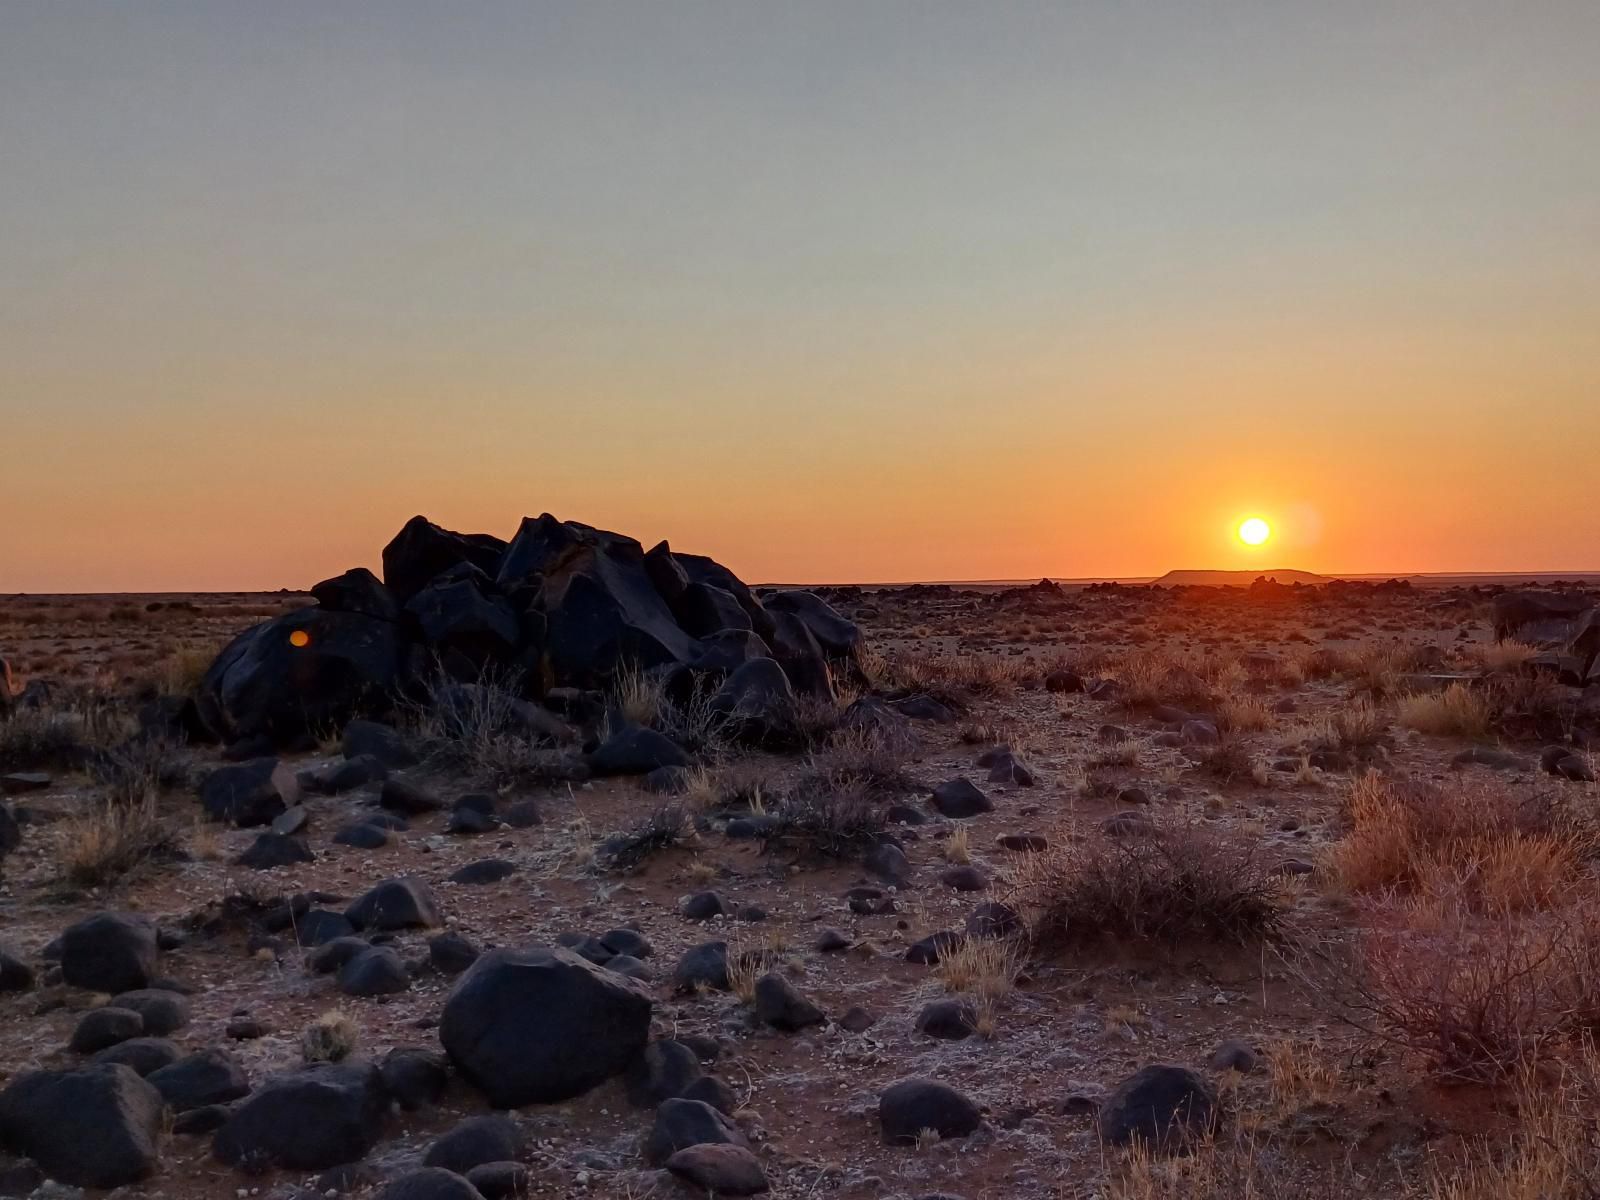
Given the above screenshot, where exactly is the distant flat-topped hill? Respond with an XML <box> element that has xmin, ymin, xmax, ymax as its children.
<box><xmin>1151</xmin><ymin>568</ymin><xmax>1330</xmax><ymax>587</ymax></box>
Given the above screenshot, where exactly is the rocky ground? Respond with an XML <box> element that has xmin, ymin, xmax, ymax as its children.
<box><xmin>2</xmin><ymin>553</ymin><xmax>1599</xmax><ymax>1200</ymax></box>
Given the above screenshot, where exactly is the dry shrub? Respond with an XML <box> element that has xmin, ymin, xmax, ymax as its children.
<box><xmin>804</xmin><ymin>723</ymin><xmax>917</xmax><ymax>795</ymax></box>
<box><xmin>1115</xmin><ymin>647</ymin><xmax>1241</xmax><ymax>711</ymax></box>
<box><xmin>1197</xmin><ymin>736</ymin><xmax>1265</xmax><ymax>786</ymax></box>
<box><xmin>89</xmin><ymin>735</ymin><xmax>185</xmax><ymax>806</ymax></box>
<box><xmin>407</xmin><ymin>669</ymin><xmax>583</xmax><ymax>787</ymax></box>
<box><xmin>1345</xmin><ymin>895</ymin><xmax>1600</xmax><ymax>1081</ymax></box>
<box><xmin>1397</xmin><ymin>683</ymin><xmax>1492</xmax><ymax>739</ymax></box>
<box><xmin>1012</xmin><ymin>825</ymin><xmax>1282</xmax><ymax>950</ymax></box>
<box><xmin>759</xmin><ymin>787</ymin><xmax>887</xmax><ymax>861</ymax></box>
<box><xmin>1330</xmin><ymin>773</ymin><xmax>1581</xmax><ymax>913</ymax></box>
<box><xmin>0</xmin><ymin>707</ymin><xmax>89</xmax><ymax>771</ymax></box>
<box><xmin>60</xmin><ymin>796</ymin><xmax>178</xmax><ymax>888</ymax></box>
<box><xmin>886</xmin><ymin>651</ymin><xmax>1023</xmax><ymax>700</ymax></box>
<box><xmin>1484</xmin><ymin>672</ymin><xmax>1580</xmax><ymax>741</ymax></box>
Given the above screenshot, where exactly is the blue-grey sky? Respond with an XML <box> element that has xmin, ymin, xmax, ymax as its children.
<box><xmin>4</xmin><ymin>2</ymin><xmax>1597</xmax><ymax>589</ymax></box>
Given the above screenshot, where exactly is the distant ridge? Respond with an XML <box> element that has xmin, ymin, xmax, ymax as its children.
<box><xmin>1150</xmin><ymin>568</ymin><xmax>1329</xmax><ymax>587</ymax></box>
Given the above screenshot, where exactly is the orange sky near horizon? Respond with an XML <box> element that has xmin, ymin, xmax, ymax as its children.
<box><xmin>3</xmin><ymin>3</ymin><xmax>1598</xmax><ymax>593</ymax></box>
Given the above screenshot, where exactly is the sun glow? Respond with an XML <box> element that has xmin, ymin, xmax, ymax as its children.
<box><xmin>1237</xmin><ymin>517</ymin><xmax>1271</xmax><ymax>546</ymax></box>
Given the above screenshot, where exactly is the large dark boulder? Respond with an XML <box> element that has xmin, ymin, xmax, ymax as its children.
<box><xmin>1097</xmin><ymin>1064</ymin><xmax>1219</xmax><ymax>1151</ymax></box>
<box><xmin>60</xmin><ymin>912</ymin><xmax>158</xmax><ymax>994</ymax></box>
<box><xmin>588</xmin><ymin>725</ymin><xmax>689</xmax><ymax>776</ymax></box>
<box><xmin>345</xmin><ymin>878</ymin><xmax>442</xmax><ymax>931</ymax></box>
<box><xmin>422</xmin><ymin>1114</ymin><xmax>522</xmax><ymax>1173</ymax></box>
<box><xmin>405</xmin><ymin>568</ymin><xmax>525</xmax><ymax>670</ymax></box>
<box><xmin>382</xmin><ymin>516</ymin><xmax>506</xmax><ymax>604</ymax></box>
<box><xmin>197</xmin><ymin>609</ymin><xmax>406</xmax><ymax>745</ymax></box>
<box><xmin>643</xmin><ymin>1097</ymin><xmax>747</xmax><ymax>1166</ymax></box>
<box><xmin>497</xmin><ymin>513</ymin><xmax>637</xmax><ymax>587</ymax></box>
<box><xmin>541</xmin><ymin>541</ymin><xmax>701</xmax><ymax>684</ymax></box>
<box><xmin>147</xmin><ymin>1047</ymin><xmax>251</xmax><ymax>1112</ymax></box>
<box><xmin>0</xmin><ymin>1064</ymin><xmax>163</xmax><ymax>1188</ymax></box>
<box><xmin>312</xmin><ymin>568</ymin><xmax>402</xmax><ymax>622</ymax></box>
<box><xmin>1492</xmin><ymin>590</ymin><xmax>1596</xmax><ymax>644</ymax></box>
<box><xmin>674</xmin><ymin>583</ymin><xmax>754</xmax><ymax>638</ymax></box>
<box><xmin>1570</xmin><ymin>607</ymin><xmax>1599</xmax><ymax>682</ymax></box>
<box><xmin>766</xmin><ymin>610</ymin><xmax>835</xmax><ymax>698</ymax></box>
<box><xmin>878</xmin><ymin>1077</ymin><xmax>982</xmax><ymax>1143</ymax></box>
<box><xmin>675</xmin><ymin>551</ymin><xmax>775</xmax><ymax>641</ymax></box>
<box><xmin>439</xmin><ymin>946</ymin><xmax>653</xmax><ymax>1107</ymax></box>
<box><xmin>710</xmin><ymin>658</ymin><xmax>797</xmax><ymax>747</ymax></box>
<box><xmin>212</xmin><ymin>1061</ymin><xmax>387</xmax><ymax>1171</ymax></box>
<box><xmin>199</xmin><ymin>757</ymin><xmax>286</xmax><ymax>827</ymax></box>
<box><xmin>763</xmin><ymin>590</ymin><xmax>860</xmax><ymax>663</ymax></box>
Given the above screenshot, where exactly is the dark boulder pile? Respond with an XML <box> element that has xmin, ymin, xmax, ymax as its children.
<box><xmin>196</xmin><ymin>514</ymin><xmax>863</xmax><ymax>747</ymax></box>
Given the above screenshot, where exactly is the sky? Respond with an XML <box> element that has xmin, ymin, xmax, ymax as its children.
<box><xmin>3</xmin><ymin>2</ymin><xmax>1598</xmax><ymax>592</ymax></box>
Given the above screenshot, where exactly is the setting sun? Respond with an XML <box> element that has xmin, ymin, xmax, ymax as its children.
<box><xmin>1238</xmin><ymin>517</ymin><xmax>1272</xmax><ymax>546</ymax></box>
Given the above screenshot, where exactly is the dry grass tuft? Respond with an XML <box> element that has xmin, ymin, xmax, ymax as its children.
<box><xmin>1397</xmin><ymin>683</ymin><xmax>1492</xmax><ymax>739</ymax></box>
<box><xmin>1471</xmin><ymin>639</ymin><xmax>1541</xmax><ymax>673</ymax></box>
<box><xmin>301</xmin><ymin>1009</ymin><xmax>360</xmax><ymax>1063</ymax></box>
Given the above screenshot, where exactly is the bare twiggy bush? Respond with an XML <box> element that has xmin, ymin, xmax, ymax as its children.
<box><xmin>1329</xmin><ymin>773</ymin><xmax>1581</xmax><ymax>913</ymax></box>
<box><xmin>88</xmin><ymin>735</ymin><xmax>185</xmax><ymax>806</ymax></box>
<box><xmin>1397</xmin><ymin>683</ymin><xmax>1492</xmax><ymax>739</ymax></box>
<box><xmin>759</xmin><ymin>788</ymin><xmax>887</xmax><ymax>861</ymax></box>
<box><xmin>595</xmin><ymin>804</ymin><xmax>691</xmax><ymax>873</ymax></box>
<box><xmin>1012</xmin><ymin>826</ymin><xmax>1282</xmax><ymax>951</ymax></box>
<box><xmin>1484</xmin><ymin>672</ymin><xmax>1580</xmax><ymax>742</ymax></box>
<box><xmin>1335</xmin><ymin>895</ymin><xmax>1600</xmax><ymax>1081</ymax></box>
<box><xmin>803</xmin><ymin>724</ymin><xmax>917</xmax><ymax>795</ymax></box>
<box><xmin>1197</xmin><ymin>736</ymin><xmax>1265</xmax><ymax>785</ymax></box>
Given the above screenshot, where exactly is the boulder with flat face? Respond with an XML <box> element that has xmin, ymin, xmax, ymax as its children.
<box><xmin>312</xmin><ymin>568</ymin><xmax>403</xmax><ymax>622</ymax></box>
<box><xmin>0</xmin><ymin>1064</ymin><xmax>164</xmax><ymax>1188</ymax></box>
<box><xmin>541</xmin><ymin>542</ymin><xmax>701</xmax><ymax>684</ymax></box>
<box><xmin>212</xmin><ymin>1061</ymin><xmax>387</xmax><ymax>1171</ymax></box>
<box><xmin>381</xmin><ymin>515</ymin><xmax>506</xmax><ymax>604</ymax></box>
<box><xmin>1492</xmin><ymin>590</ymin><xmax>1595</xmax><ymax>644</ymax></box>
<box><xmin>404</xmin><ymin>567</ymin><xmax>526</xmax><ymax>671</ymax></box>
<box><xmin>439</xmin><ymin>947</ymin><xmax>653</xmax><ymax>1107</ymax></box>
